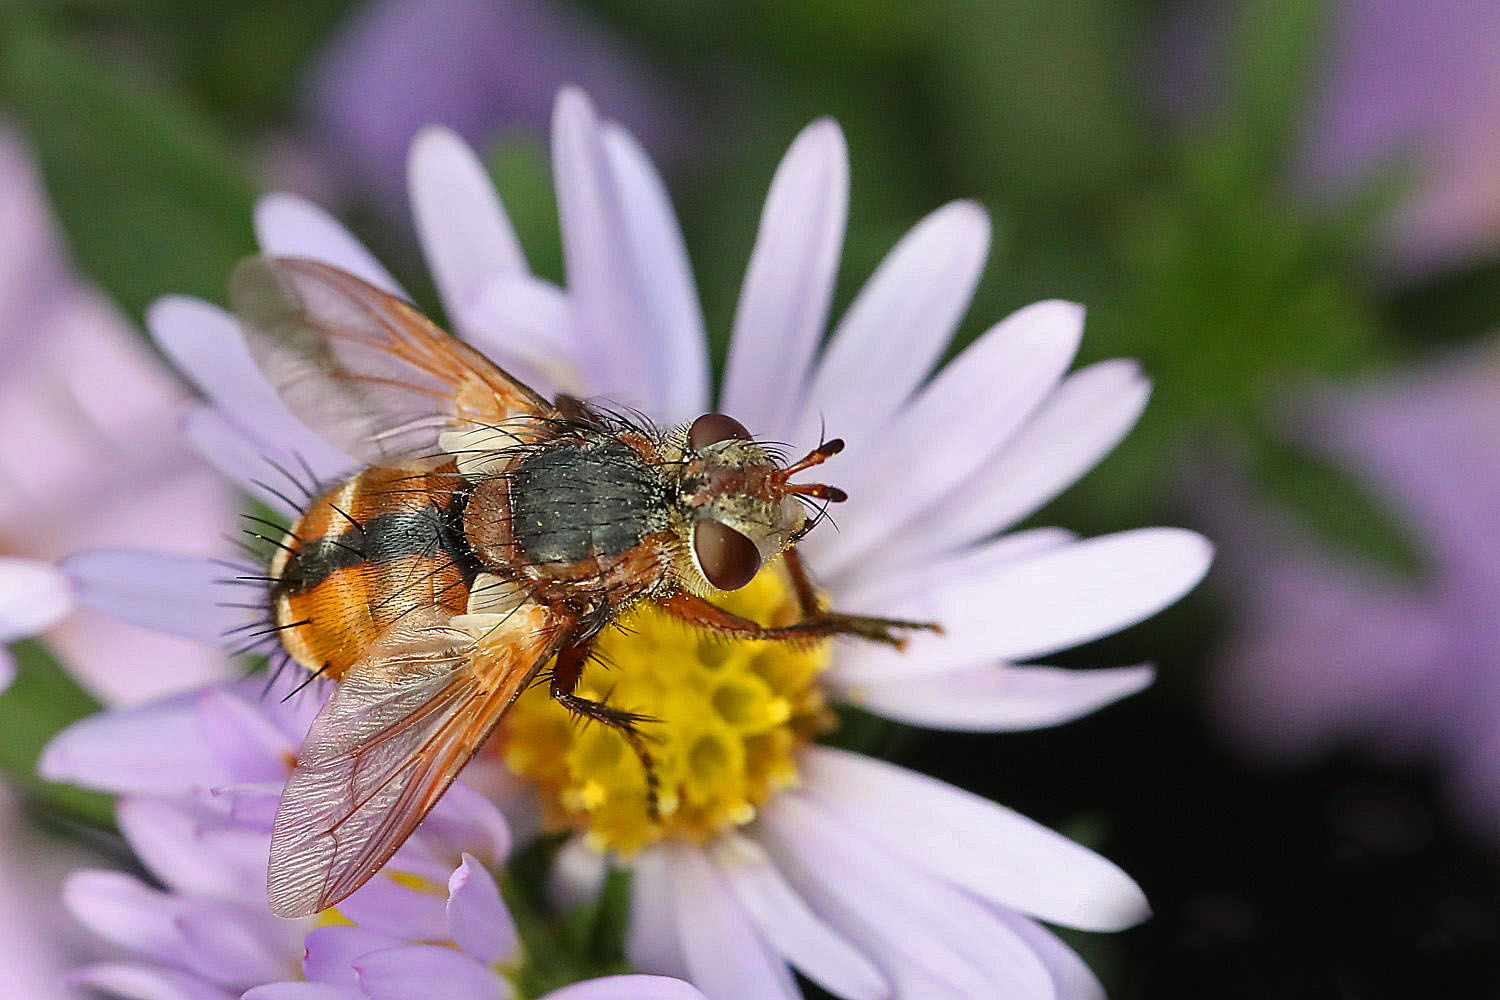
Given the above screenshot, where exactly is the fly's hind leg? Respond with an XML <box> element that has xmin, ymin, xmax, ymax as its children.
<box><xmin>550</xmin><ymin>638</ymin><xmax>662</xmax><ymax>821</ymax></box>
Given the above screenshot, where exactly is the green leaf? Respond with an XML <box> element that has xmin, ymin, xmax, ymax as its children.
<box><xmin>0</xmin><ymin>22</ymin><xmax>256</xmax><ymax>319</ymax></box>
<box><xmin>0</xmin><ymin>641</ymin><xmax>112</xmax><ymax>826</ymax></box>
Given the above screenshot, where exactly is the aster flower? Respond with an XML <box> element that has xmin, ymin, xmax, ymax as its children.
<box><xmin>0</xmin><ymin>124</ymin><xmax>234</xmax><ymax>705</ymax></box>
<box><xmin>56</xmin><ymin>88</ymin><xmax>1211</xmax><ymax>997</ymax></box>
<box><xmin>41</xmin><ymin>674</ymin><xmax>705</xmax><ymax>1000</ymax></box>
<box><xmin>1203</xmin><ymin>342</ymin><xmax>1500</xmax><ymax>841</ymax></box>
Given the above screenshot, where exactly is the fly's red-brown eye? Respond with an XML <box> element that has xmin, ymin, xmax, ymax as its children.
<box><xmin>688</xmin><ymin>412</ymin><xmax>751</xmax><ymax>450</ymax></box>
<box><xmin>693</xmin><ymin>518</ymin><xmax>761</xmax><ymax>591</ymax></box>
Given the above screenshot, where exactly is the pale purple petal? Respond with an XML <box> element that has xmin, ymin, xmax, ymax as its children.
<box><xmin>600</xmin><ymin>123</ymin><xmax>708</xmax><ymax>425</ymax></box>
<box><xmin>173</xmin><ymin>901</ymin><xmax>302</xmax><ymax>985</ymax></box>
<box><xmin>799</xmin><ymin>746</ymin><xmax>1151</xmax><ymax>931</ymax></box>
<box><xmin>807</xmin><ymin>300</ymin><xmax>1085</xmax><ymax>578</ymax></box>
<box><xmin>833</xmin><ymin>663</ymin><xmax>1155</xmax><ymax>732</ymax></box>
<box><xmin>70</xmin><ymin>963</ymin><xmax>233</xmax><ymax>1000</ymax></box>
<box><xmin>116</xmin><ymin>796</ymin><xmax>267</xmax><ymax>899</ymax></box>
<box><xmin>872</xmin><ymin>359</ymin><xmax>1151</xmax><ymax>575</ymax></box>
<box><xmin>707</xmin><ymin>833</ymin><xmax>887</xmax><ymax>1000</ymax></box>
<box><xmin>720</xmin><ymin>118</ymin><xmax>848</xmax><ymax>441</ymax></box>
<box><xmin>39</xmin><ymin>689</ymin><xmax>231</xmax><ymax>794</ymax></box>
<box><xmin>245</xmin><ymin>985</ymin><xmax>366</xmax><ymax>1000</ymax></box>
<box><xmin>665</xmin><ymin>843</ymin><xmax>799</xmax><ymax>1000</ymax></box>
<box><xmin>182</xmin><ymin>407</ymin><xmax>312</xmax><ymax>516</ymax></box>
<box><xmin>197</xmin><ymin>687</ymin><xmax>300</xmax><ymax>786</ymax></box>
<box><xmin>626</xmin><ymin>845</ymin><xmax>688</xmax><ymax>980</ymax></box>
<box><xmin>789</xmin><ymin>199</ymin><xmax>990</xmax><ymax>453</ymax></box>
<box><xmin>254</xmin><ymin>194</ymin><xmax>404</xmax><ymax>297</ymax></box>
<box><xmin>834</xmin><ymin>528</ymin><xmax>1213</xmax><ymax>679</ymax></box>
<box><xmin>409</xmin><ymin>126</ymin><xmax>528</xmax><ymax>320</ymax></box>
<box><xmin>835</xmin><ymin>525</ymin><xmax>1076</xmax><ymax>611</ymax></box>
<box><xmin>212</xmin><ymin>781</ymin><xmax>283</xmax><ymax>829</ymax></box>
<box><xmin>0</xmin><ymin>648</ymin><xmax>12</xmax><ymax>692</ymax></box>
<box><xmin>338</xmin><ymin>874</ymin><xmax>449</xmax><ymax>941</ymax></box>
<box><xmin>63</xmin><ymin>871</ymin><xmax>183</xmax><ymax>964</ymax></box>
<box><xmin>458</xmin><ymin>272</ymin><xmax>585</xmax><ymax>399</ymax></box>
<box><xmin>354</xmin><ymin>944</ymin><xmax>504</xmax><ymax>1000</ymax></box>
<box><xmin>146</xmin><ymin>297</ymin><xmax>354</xmax><ymax>481</ymax></box>
<box><xmin>0</xmin><ymin>557</ymin><xmax>71</xmax><ymax>641</ymax></box>
<box><xmin>551</xmin><ymin>88</ymin><xmax>660</xmax><ymax>412</ymax></box>
<box><xmin>417</xmin><ymin>782</ymin><xmax>513</xmax><ymax>868</ymax></box>
<box><xmin>756</xmin><ymin>793</ymin><xmax>1054</xmax><ymax>998</ymax></box>
<box><xmin>61</xmin><ymin>548</ymin><xmax>252</xmax><ymax>644</ymax></box>
<box><xmin>540</xmin><ymin>976</ymin><xmax>709</xmax><ymax>1000</ymax></box>
<box><xmin>998</xmin><ymin>912</ymin><xmax>1107</xmax><ymax>1000</ymax></box>
<box><xmin>447</xmin><ymin>855</ymin><xmax>518</xmax><ymax>965</ymax></box>
<box><xmin>301</xmin><ymin>925</ymin><xmax>403</xmax><ymax>987</ymax></box>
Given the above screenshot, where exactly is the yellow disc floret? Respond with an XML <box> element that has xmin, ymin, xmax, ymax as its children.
<box><xmin>496</xmin><ymin>564</ymin><xmax>836</xmax><ymax>854</ymax></box>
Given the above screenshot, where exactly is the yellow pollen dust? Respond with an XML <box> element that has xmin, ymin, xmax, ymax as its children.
<box><xmin>496</xmin><ymin>565</ymin><xmax>836</xmax><ymax>855</ymax></box>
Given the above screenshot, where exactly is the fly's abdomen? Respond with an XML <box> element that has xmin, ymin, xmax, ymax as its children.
<box><xmin>270</xmin><ymin>465</ymin><xmax>479</xmax><ymax>680</ymax></box>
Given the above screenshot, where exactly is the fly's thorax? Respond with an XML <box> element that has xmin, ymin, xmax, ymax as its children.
<box><xmin>461</xmin><ymin>433</ymin><xmax>676</xmax><ymax>599</ymax></box>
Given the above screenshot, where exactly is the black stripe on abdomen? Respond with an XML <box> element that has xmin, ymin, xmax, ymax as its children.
<box><xmin>274</xmin><ymin>499</ymin><xmax>480</xmax><ymax>598</ymax></box>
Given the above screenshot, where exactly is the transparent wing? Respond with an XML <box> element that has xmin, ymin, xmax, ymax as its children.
<box><xmin>230</xmin><ymin>255</ymin><xmax>556</xmax><ymax>467</ymax></box>
<box><xmin>267</xmin><ymin>605</ymin><xmax>562</xmax><ymax>917</ymax></box>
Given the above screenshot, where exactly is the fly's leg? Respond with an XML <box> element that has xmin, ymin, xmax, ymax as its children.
<box><xmin>550</xmin><ymin>639</ymin><xmax>661</xmax><ymax>821</ymax></box>
<box><xmin>657</xmin><ymin>586</ymin><xmax>942</xmax><ymax>650</ymax></box>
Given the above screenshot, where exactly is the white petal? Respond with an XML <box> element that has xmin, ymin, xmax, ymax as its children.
<box><xmin>836</xmin><ymin>528</ymin><xmax>1213</xmax><ymax>677</ymax></box>
<box><xmin>0</xmin><ymin>557</ymin><xmax>72</xmax><ymax>641</ymax></box>
<box><xmin>895</xmin><ymin>358</ymin><xmax>1151</xmax><ymax>567</ymax></box>
<box><xmin>756</xmin><ymin>793</ymin><xmax>1054</xmax><ymax>998</ymax></box>
<box><xmin>548</xmin><ymin>835</ymin><xmax>609</xmax><ymax>913</ymax></box>
<box><xmin>799</xmin><ymin>746</ymin><xmax>1151</xmax><ymax>931</ymax></box>
<box><xmin>807</xmin><ymin>300</ymin><xmax>1084</xmax><ymax>578</ymax></box>
<box><xmin>540</xmin><ymin>978</ymin><xmax>709</xmax><ymax>1000</ymax></box>
<box><xmin>146</xmin><ymin>297</ymin><xmax>353</xmax><ymax>479</ymax></box>
<box><xmin>790</xmin><ymin>200</ymin><xmax>990</xmax><ymax>452</ymax></box>
<box><xmin>834</xmin><ymin>662</ymin><xmax>1154</xmax><ymax>731</ymax></box>
<box><xmin>551</xmin><ymin>88</ymin><xmax>659</xmax><ymax>412</ymax></box>
<box><xmin>666</xmin><ymin>843</ymin><xmax>799</xmax><ymax>1000</ymax></box>
<box><xmin>253</xmin><ymin>193</ymin><xmax>404</xmax><ymax>297</ymax></box>
<box><xmin>601</xmin><ymin>123</ymin><xmax>709</xmax><ymax>425</ymax></box>
<box><xmin>720</xmin><ymin>118</ymin><xmax>848</xmax><ymax>441</ymax></box>
<box><xmin>626</xmin><ymin>845</ymin><xmax>689</xmax><ymax>980</ymax></box>
<box><xmin>707</xmin><ymin>832</ymin><xmax>887</xmax><ymax>1000</ymax></box>
<box><xmin>409</xmin><ymin>126</ymin><xmax>528</xmax><ymax>329</ymax></box>
<box><xmin>61</xmin><ymin>548</ymin><xmax>252</xmax><ymax>644</ymax></box>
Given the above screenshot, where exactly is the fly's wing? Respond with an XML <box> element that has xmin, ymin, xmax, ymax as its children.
<box><xmin>267</xmin><ymin>605</ymin><xmax>562</xmax><ymax>918</ymax></box>
<box><xmin>230</xmin><ymin>255</ymin><xmax>556</xmax><ymax>467</ymax></box>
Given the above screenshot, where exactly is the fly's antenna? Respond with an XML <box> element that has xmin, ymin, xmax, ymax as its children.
<box><xmin>776</xmin><ymin>438</ymin><xmax>848</xmax><ymax>503</ymax></box>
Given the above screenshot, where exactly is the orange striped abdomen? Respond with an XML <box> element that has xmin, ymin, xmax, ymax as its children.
<box><xmin>269</xmin><ymin>464</ymin><xmax>481</xmax><ymax>681</ymax></box>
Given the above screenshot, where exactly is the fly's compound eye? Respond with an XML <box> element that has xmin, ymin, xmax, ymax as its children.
<box><xmin>688</xmin><ymin>412</ymin><xmax>751</xmax><ymax>450</ymax></box>
<box><xmin>692</xmin><ymin>518</ymin><xmax>762</xmax><ymax>591</ymax></box>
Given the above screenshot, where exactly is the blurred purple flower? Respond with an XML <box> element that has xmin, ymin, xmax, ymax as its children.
<box><xmin>0</xmin><ymin>126</ymin><xmax>236</xmax><ymax>705</ymax></box>
<box><xmin>43</xmin><ymin>677</ymin><xmax>704</xmax><ymax>998</ymax></box>
<box><xmin>1155</xmin><ymin>0</ymin><xmax>1500</xmax><ymax>277</ymax></box>
<box><xmin>303</xmin><ymin>0</ymin><xmax>688</xmax><ymax>204</ymax></box>
<box><xmin>1205</xmin><ymin>344</ymin><xmax>1500</xmax><ymax>837</ymax></box>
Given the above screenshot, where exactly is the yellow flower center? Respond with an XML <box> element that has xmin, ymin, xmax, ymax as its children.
<box><xmin>496</xmin><ymin>565</ymin><xmax>836</xmax><ymax>854</ymax></box>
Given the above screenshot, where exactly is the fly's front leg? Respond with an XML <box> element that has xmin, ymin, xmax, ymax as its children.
<box><xmin>657</xmin><ymin>588</ymin><xmax>941</xmax><ymax>649</ymax></box>
<box><xmin>550</xmin><ymin>638</ymin><xmax>661</xmax><ymax>820</ymax></box>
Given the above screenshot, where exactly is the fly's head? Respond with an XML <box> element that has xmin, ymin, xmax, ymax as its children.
<box><xmin>668</xmin><ymin>412</ymin><xmax>846</xmax><ymax>593</ymax></box>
